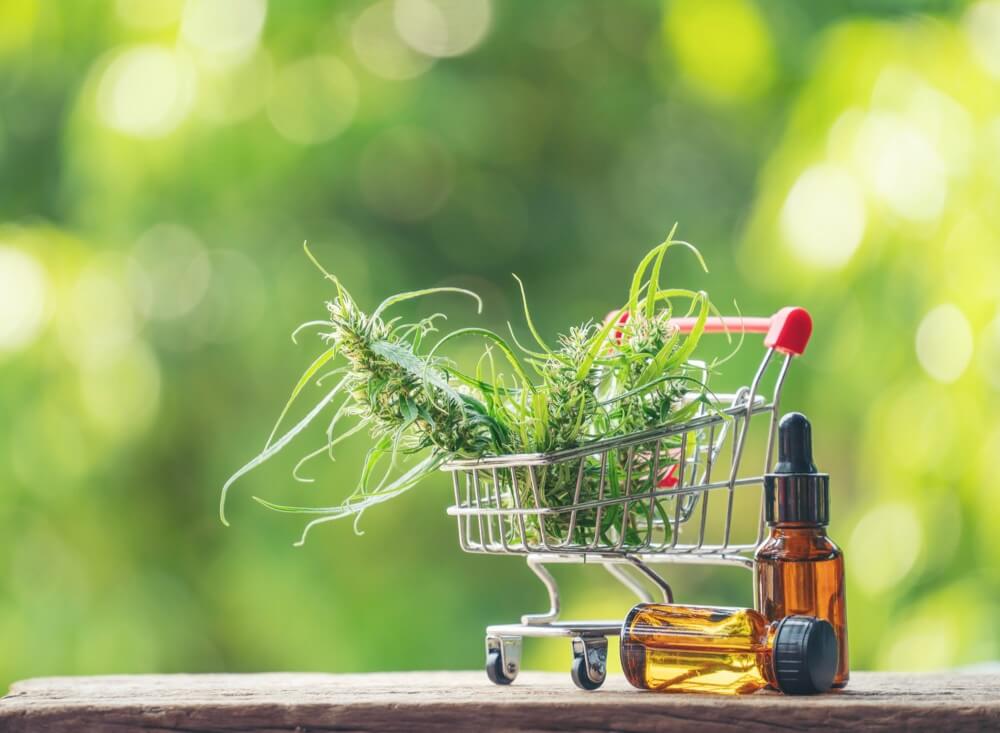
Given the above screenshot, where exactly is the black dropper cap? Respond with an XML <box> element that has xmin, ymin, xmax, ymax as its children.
<box><xmin>772</xmin><ymin>616</ymin><xmax>838</xmax><ymax>694</ymax></box>
<box><xmin>764</xmin><ymin>412</ymin><xmax>829</xmax><ymax>525</ymax></box>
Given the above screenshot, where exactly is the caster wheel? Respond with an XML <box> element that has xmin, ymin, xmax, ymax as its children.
<box><xmin>571</xmin><ymin>654</ymin><xmax>604</xmax><ymax>691</ymax></box>
<box><xmin>486</xmin><ymin>651</ymin><xmax>515</xmax><ymax>685</ymax></box>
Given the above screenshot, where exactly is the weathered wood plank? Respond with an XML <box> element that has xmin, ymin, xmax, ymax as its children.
<box><xmin>0</xmin><ymin>671</ymin><xmax>997</xmax><ymax>732</ymax></box>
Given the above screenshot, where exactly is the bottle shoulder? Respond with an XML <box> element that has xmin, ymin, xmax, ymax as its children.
<box><xmin>755</xmin><ymin>527</ymin><xmax>843</xmax><ymax>561</ymax></box>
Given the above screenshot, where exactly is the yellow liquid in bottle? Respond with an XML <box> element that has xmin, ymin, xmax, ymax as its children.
<box><xmin>621</xmin><ymin>604</ymin><xmax>777</xmax><ymax>695</ymax></box>
<box><xmin>638</xmin><ymin>648</ymin><xmax>769</xmax><ymax>695</ymax></box>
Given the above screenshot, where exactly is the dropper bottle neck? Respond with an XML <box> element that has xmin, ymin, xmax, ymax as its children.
<box><xmin>764</xmin><ymin>412</ymin><xmax>830</xmax><ymax>526</ymax></box>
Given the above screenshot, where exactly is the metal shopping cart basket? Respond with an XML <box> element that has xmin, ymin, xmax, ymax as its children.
<box><xmin>441</xmin><ymin>307</ymin><xmax>813</xmax><ymax>690</ymax></box>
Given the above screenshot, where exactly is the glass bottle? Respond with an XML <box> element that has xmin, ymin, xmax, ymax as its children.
<box><xmin>620</xmin><ymin>603</ymin><xmax>838</xmax><ymax>695</ymax></box>
<box><xmin>755</xmin><ymin>412</ymin><xmax>849</xmax><ymax>687</ymax></box>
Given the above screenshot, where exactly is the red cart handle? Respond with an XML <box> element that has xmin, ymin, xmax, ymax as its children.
<box><xmin>611</xmin><ymin>306</ymin><xmax>812</xmax><ymax>356</ymax></box>
<box><xmin>670</xmin><ymin>306</ymin><xmax>812</xmax><ymax>356</ymax></box>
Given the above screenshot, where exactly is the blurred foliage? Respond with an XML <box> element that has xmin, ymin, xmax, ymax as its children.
<box><xmin>0</xmin><ymin>0</ymin><xmax>998</xmax><ymax>689</ymax></box>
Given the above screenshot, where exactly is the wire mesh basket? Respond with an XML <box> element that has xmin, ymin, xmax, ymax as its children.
<box><xmin>440</xmin><ymin>307</ymin><xmax>813</xmax><ymax>689</ymax></box>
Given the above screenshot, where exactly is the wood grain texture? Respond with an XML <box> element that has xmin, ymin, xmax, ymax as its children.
<box><xmin>1</xmin><ymin>671</ymin><xmax>998</xmax><ymax>732</ymax></box>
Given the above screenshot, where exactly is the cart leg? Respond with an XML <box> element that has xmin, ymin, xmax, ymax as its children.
<box><xmin>520</xmin><ymin>555</ymin><xmax>560</xmax><ymax>625</ymax></box>
<box><xmin>626</xmin><ymin>556</ymin><xmax>674</xmax><ymax>603</ymax></box>
<box><xmin>605</xmin><ymin>563</ymin><xmax>655</xmax><ymax>603</ymax></box>
<box><xmin>485</xmin><ymin>635</ymin><xmax>521</xmax><ymax>685</ymax></box>
<box><xmin>570</xmin><ymin>636</ymin><xmax>607</xmax><ymax>691</ymax></box>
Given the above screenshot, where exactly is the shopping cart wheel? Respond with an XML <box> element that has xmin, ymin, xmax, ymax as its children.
<box><xmin>485</xmin><ymin>635</ymin><xmax>520</xmax><ymax>685</ymax></box>
<box><xmin>571</xmin><ymin>636</ymin><xmax>607</xmax><ymax>691</ymax></box>
<box><xmin>486</xmin><ymin>651</ymin><xmax>515</xmax><ymax>685</ymax></box>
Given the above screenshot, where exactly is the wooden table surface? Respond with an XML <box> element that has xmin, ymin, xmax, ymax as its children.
<box><xmin>1</xmin><ymin>670</ymin><xmax>998</xmax><ymax>732</ymax></box>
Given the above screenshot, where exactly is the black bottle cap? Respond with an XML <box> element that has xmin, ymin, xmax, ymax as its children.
<box><xmin>764</xmin><ymin>412</ymin><xmax>829</xmax><ymax>525</ymax></box>
<box><xmin>772</xmin><ymin>616</ymin><xmax>838</xmax><ymax>695</ymax></box>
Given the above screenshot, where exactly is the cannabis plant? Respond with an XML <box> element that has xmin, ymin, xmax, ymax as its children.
<box><xmin>221</xmin><ymin>229</ymin><xmax>727</xmax><ymax>545</ymax></box>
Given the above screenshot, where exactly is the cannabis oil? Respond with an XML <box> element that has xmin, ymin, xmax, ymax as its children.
<box><xmin>620</xmin><ymin>603</ymin><xmax>837</xmax><ymax>695</ymax></box>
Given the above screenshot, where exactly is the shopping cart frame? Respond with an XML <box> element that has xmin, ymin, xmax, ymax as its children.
<box><xmin>441</xmin><ymin>307</ymin><xmax>813</xmax><ymax>689</ymax></box>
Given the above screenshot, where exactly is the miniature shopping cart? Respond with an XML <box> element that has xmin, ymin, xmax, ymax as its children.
<box><xmin>441</xmin><ymin>307</ymin><xmax>813</xmax><ymax>690</ymax></box>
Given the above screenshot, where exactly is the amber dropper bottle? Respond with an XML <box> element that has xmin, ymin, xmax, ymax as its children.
<box><xmin>755</xmin><ymin>412</ymin><xmax>849</xmax><ymax>687</ymax></box>
<box><xmin>620</xmin><ymin>604</ymin><xmax>838</xmax><ymax>695</ymax></box>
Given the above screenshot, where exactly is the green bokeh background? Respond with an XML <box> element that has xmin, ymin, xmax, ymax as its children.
<box><xmin>1</xmin><ymin>0</ymin><xmax>998</xmax><ymax>688</ymax></box>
